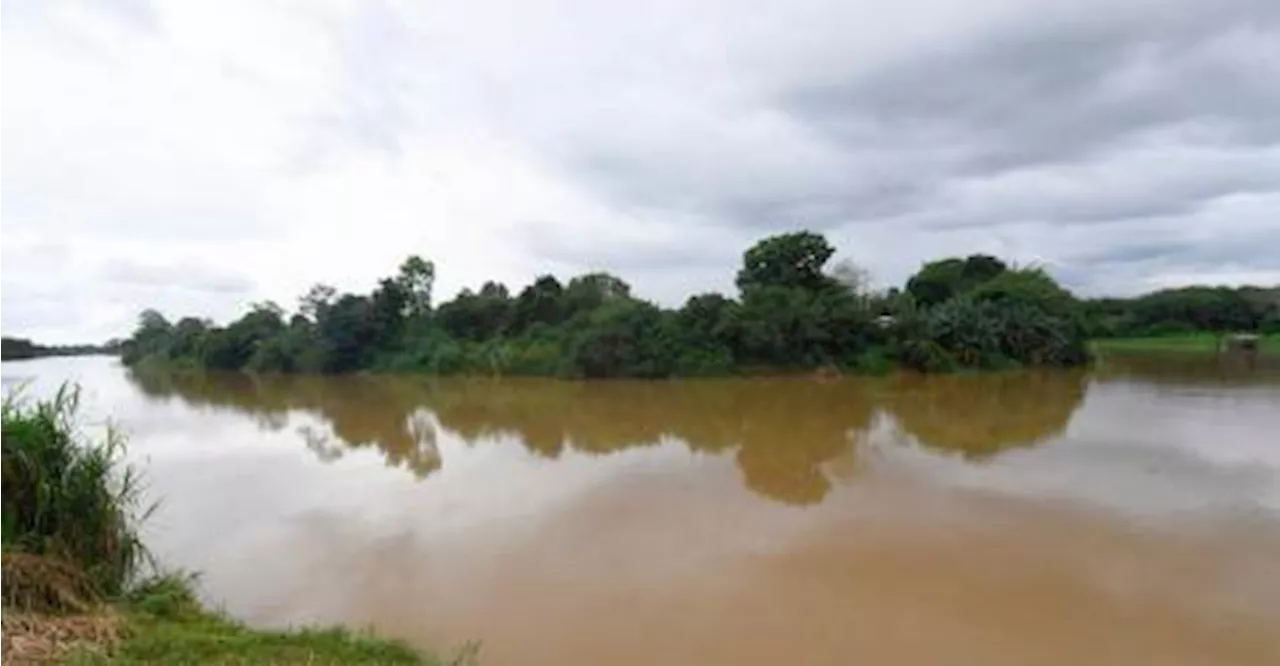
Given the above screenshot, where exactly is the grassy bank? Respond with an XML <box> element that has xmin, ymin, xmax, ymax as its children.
<box><xmin>66</xmin><ymin>575</ymin><xmax>441</xmax><ymax>665</ymax></box>
<box><xmin>1</xmin><ymin>387</ymin><xmax>457</xmax><ymax>664</ymax></box>
<box><xmin>1091</xmin><ymin>333</ymin><xmax>1280</xmax><ymax>355</ymax></box>
<box><xmin>2</xmin><ymin>569</ymin><xmax>438</xmax><ymax>665</ymax></box>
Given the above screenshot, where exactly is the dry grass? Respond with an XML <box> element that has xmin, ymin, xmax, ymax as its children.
<box><xmin>1</xmin><ymin>553</ymin><xmax>119</xmax><ymax>664</ymax></box>
<box><xmin>1</xmin><ymin>610</ymin><xmax>120</xmax><ymax>665</ymax></box>
<box><xmin>2</xmin><ymin>552</ymin><xmax>102</xmax><ymax>613</ymax></box>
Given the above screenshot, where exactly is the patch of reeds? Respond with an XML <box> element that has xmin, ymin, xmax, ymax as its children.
<box><xmin>1</xmin><ymin>385</ymin><xmax>150</xmax><ymax>605</ymax></box>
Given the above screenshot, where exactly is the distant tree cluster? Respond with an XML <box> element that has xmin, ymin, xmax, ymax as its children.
<box><xmin>0</xmin><ymin>335</ymin><xmax>41</xmax><ymax>361</ymax></box>
<box><xmin>1</xmin><ymin>337</ymin><xmax>119</xmax><ymax>361</ymax></box>
<box><xmin>121</xmin><ymin>231</ymin><xmax>1099</xmax><ymax>377</ymax></box>
<box><xmin>1082</xmin><ymin>286</ymin><xmax>1280</xmax><ymax>339</ymax></box>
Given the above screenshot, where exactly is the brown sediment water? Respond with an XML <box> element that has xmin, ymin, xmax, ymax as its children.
<box><xmin>4</xmin><ymin>355</ymin><xmax>1278</xmax><ymax>665</ymax></box>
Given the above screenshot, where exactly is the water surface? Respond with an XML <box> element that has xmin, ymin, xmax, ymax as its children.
<box><xmin>4</xmin><ymin>356</ymin><xmax>1279</xmax><ymax>665</ymax></box>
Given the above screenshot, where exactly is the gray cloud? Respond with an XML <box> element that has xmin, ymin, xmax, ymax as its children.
<box><xmin>1082</xmin><ymin>225</ymin><xmax>1280</xmax><ymax>272</ymax></box>
<box><xmin>99</xmin><ymin>259</ymin><xmax>256</xmax><ymax>295</ymax></box>
<box><xmin>790</xmin><ymin>1</ymin><xmax>1280</xmax><ymax>169</ymax></box>
<box><xmin>3</xmin><ymin>0</ymin><xmax>1279</xmax><ymax>341</ymax></box>
<box><xmin>511</xmin><ymin>0</ymin><xmax>1280</xmax><ymax>285</ymax></box>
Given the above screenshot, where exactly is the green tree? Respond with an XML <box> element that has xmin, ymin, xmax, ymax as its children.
<box><xmin>437</xmin><ymin>281</ymin><xmax>515</xmax><ymax>341</ymax></box>
<box><xmin>969</xmin><ymin>267</ymin><xmax>1074</xmax><ymax>313</ymax></box>
<box><xmin>200</xmin><ymin>303</ymin><xmax>286</xmax><ymax>370</ymax></box>
<box><xmin>676</xmin><ymin>293</ymin><xmax>736</xmax><ymax>347</ymax></box>
<box><xmin>1</xmin><ymin>337</ymin><xmax>42</xmax><ymax>360</ymax></box>
<box><xmin>370</xmin><ymin>278</ymin><xmax>410</xmax><ymax>347</ymax></box>
<box><xmin>170</xmin><ymin>317</ymin><xmax>211</xmax><ymax>359</ymax></box>
<box><xmin>512</xmin><ymin>275</ymin><xmax>565</xmax><ymax>333</ymax></box>
<box><xmin>734</xmin><ymin>287</ymin><xmax>825</xmax><ymax>366</ymax></box>
<box><xmin>121</xmin><ymin>309</ymin><xmax>175</xmax><ymax>364</ymax></box>
<box><xmin>562</xmin><ymin>272</ymin><xmax>632</xmax><ymax>319</ymax></box>
<box><xmin>299</xmin><ymin>284</ymin><xmax>337</xmax><ymax>322</ymax></box>
<box><xmin>673</xmin><ymin>293</ymin><xmax>738</xmax><ymax>375</ymax></box>
<box><xmin>905</xmin><ymin>255</ymin><xmax>1009</xmax><ymax>307</ymax></box>
<box><xmin>396</xmin><ymin>256</ymin><xmax>436</xmax><ymax>318</ymax></box>
<box><xmin>316</xmin><ymin>295</ymin><xmax>379</xmax><ymax>373</ymax></box>
<box><xmin>568</xmin><ymin>300</ymin><xmax>676</xmax><ymax>378</ymax></box>
<box><xmin>898</xmin><ymin>269</ymin><xmax>1087</xmax><ymax>370</ymax></box>
<box><xmin>736</xmin><ymin>231</ymin><xmax>836</xmax><ymax>294</ymax></box>
<box><xmin>906</xmin><ymin>258</ymin><xmax>964</xmax><ymax>307</ymax></box>
<box><xmin>961</xmin><ymin>254</ymin><xmax>1008</xmax><ymax>285</ymax></box>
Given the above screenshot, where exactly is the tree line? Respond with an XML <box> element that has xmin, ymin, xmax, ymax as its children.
<box><xmin>0</xmin><ymin>335</ymin><xmax>43</xmax><ymax>361</ymax></box>
<box><xmin>118</xmin><ymin>230</ymin><xmax>1272</xmax><ymax>378</ymax></box>
<box><xmin>1082</xmin><ymin>285</ymin><xmax>1280</xmax><ymax>339</ymax></box>
<box><xmin>1</xmin><ymin>337</ymin><xmax>119</xmax><ymax>361</ymax></box>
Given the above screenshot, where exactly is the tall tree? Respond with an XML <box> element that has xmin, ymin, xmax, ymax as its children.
<box><xmin>299</xmin><ymin>284</ymin><xmax>337</xmax><ymax>321</ymax></box>
<box><xmin>396</xmin><ymin>256</ymin><xmax>436</xmax><ymax>317</ymax></box>
<box><xmin>437</xmin><ymin>281</ymin><xmax>515</xmax><ymax>341</ymax></box>
<box><xmin>906</xmin><ymin>254</ymin><xmax>1009</xmax><ymax>307</ymax></box>
<box><xmin>316</xmin><ymin>295</ymin><xmax>378</xmax><ymax>372</ymax></box>
<box><xmin>512</xmin><ymin>275</ymin><xmax>565</xmax><ymax>332</ymax></box>
<box><xmin>735</xmin><ymin>231</ymin><xmax>836</xmax><ymax>294</ymax></box>
<box><xmin>562</xmin><ymin>272</ymin><xmax>633</xmax><ymax>318</ymax></box>
<box><xmin>370</xmin><ymin>278</ymin><xmax>410</xmax><ymax>347</ymax></box>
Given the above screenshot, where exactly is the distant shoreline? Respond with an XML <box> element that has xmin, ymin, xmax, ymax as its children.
<box><xmin>1</xmin><ymin>336</ymin><xmax>119</xmax><ymax>362</ymax></box>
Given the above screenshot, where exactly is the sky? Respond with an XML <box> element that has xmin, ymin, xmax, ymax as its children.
<box><xmin>3</xmin><ymin>0</ymin><xmax>1279</xmax><ymax>343</ymax></box>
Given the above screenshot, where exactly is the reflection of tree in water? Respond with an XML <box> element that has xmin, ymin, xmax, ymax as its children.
<box><xmin>131</xmin><ymin>366</ymin><xmax>1090</xmax><ymax>499</ymax></box>
<box><xmin>883</xmin><ymin>370</ymin><xmax>1086</xmax><ymax>459</ymax></box>
<box><xmin>416</xmin><ymin>379</ymin><xmax>573</xmax><ymax>458</ymax></box>
<box><xmin>730</xmin><ymin>380</ymin><xmax>874</xmax><ymax>505</ymax></box>
<box><xmin>129</xmin><ymin>369</ymin><xmax>877</xmax><ymax>505</ymax></box>
<box><xmin>126</xmin><ymin>369</ymin><xmax>441</xmax><ymax>478</ymax></box>
<box><xmin>425</xmin><ymin>377</ymin><xmax>876</xmax><ymax>506</ymax></box>
<box><xmin>1094</xmin><ymin>352</ymin><xmax>1280</xmax><ymax>386</ymax></box>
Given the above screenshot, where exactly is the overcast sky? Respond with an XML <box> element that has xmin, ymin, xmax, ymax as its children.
<box><xmin>4</xmin><ymin>0</ymin><xmax>1279</xmax><ymax>343</ymax></box>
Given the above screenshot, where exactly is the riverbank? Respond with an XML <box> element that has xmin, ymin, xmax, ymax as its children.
<box><xmin>1</xmin><ymin>569</ymin><xmax>440</xmax><ymax>665</ymax></box>
<box><xmin>1092</xmin><ymin>333</ymin><xmax>1280</xmax><ymax>355</ymax></box>
<box><xmin>1</xmin><ymin>388</ymin><xmax>455</xmax><ymax>665</ymax></box>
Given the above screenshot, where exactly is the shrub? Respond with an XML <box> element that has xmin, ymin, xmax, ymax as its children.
<box><xmin>674</xmin><ymin>346</ymin><xmax>736</xmax><ymax>376</ymax></box>
<box><xmin>505</xmin><ymin>339</ymin><xmax>567</xmax><ymax>376</ymax></box>
<box><xmin>1</xmin><ymin>386</ymin><xmax>149</xmax><ymax>602</ymax></box>
<box><xmin>848</xmin><ymin>346</ymin><xmax>896</xmax><ymax>375</ymax></box>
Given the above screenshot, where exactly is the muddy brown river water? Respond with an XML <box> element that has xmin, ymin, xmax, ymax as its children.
<box><xmin>4</xmin><ymin>355</ymin><xmax>1279</xmax><ymax>665</ymax></box>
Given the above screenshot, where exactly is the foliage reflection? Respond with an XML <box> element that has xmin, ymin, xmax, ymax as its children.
<box><xmin>127</xmin><ymin>369</ymin><xmax>1088</xmax><ymax>504</ymax></box>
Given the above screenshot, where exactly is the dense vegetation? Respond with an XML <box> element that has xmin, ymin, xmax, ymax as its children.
<box><xmin>1083</xmin><ymin>286</ymin><xmax>1280</xmax><ymax>340</ymax></box>
<box><xmin>0</xmin><ymin>387</ymin><xmax>450</xmax><ymax>664</ymax></box>
<box><xmin>2</xmin><ymin>337</ymin><xmax>48</xmax><ymax>360</ymax></box>
<box><xmin>2</xmin><ymin>337</ymin><xmax>118</xmax><ymax>361</ymax></box>
<box><xmin>121</xmin><ymin>231</ymin><xmax>1094</xmax><ymax>377</ymax></box>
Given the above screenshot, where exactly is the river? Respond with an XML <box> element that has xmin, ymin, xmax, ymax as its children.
<box><xmin>3</xmin><ymin>355</ymin><xmax>1279</xmax><ymax>665</ymax></box>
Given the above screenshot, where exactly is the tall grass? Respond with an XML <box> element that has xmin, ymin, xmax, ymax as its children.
<box><xmin>1</xmin><ymin>385</ymin><xmax>150</xmax><ymax>601</ymax></box>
